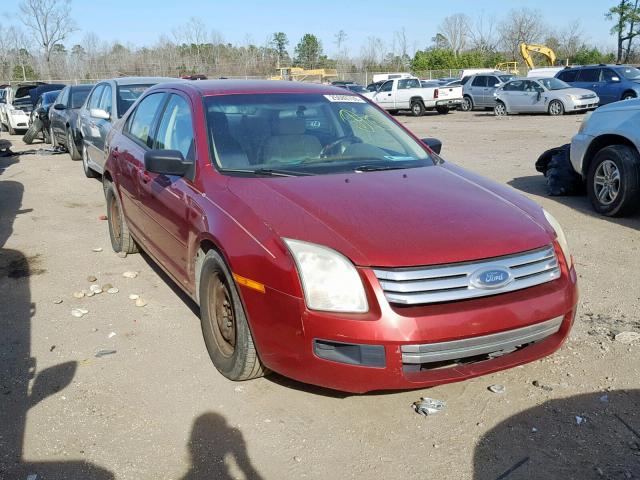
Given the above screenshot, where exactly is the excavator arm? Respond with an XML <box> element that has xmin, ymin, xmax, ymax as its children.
<box><xmin>519</xmin><ymin>43</ymin><xmax>557</xmax><ymax>69</ymax></box>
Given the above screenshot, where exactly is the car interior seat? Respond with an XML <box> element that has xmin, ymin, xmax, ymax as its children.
<box><xmin>209</xmin><ymin>111</ymin><xmax>249</xmax><ymax>168</ymax></box>
<box><xmin>261</xmin><ymin>115</ymin><xmax>322</xmax><ymax>164</ymax></box>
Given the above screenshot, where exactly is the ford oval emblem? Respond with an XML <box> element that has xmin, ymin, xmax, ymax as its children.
<box><xmin>470</xmin><ymin>266</ymin><xmax>513</xmax><ymax>290</ymax></box>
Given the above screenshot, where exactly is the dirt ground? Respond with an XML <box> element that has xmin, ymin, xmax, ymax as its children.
<box><xmin>1</xmin><ymin>110</ymin><xmax>639</xmax><ymax>480</ymax></box>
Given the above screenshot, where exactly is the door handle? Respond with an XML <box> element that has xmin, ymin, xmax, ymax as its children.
<box><xmin>387</xmin><ymin>93</ymin><xmax>391</xmax><ymax>96</ymax></box>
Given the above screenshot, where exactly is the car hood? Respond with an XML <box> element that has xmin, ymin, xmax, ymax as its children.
<box><xmin>227</xmin><ymin>164</ymin><xmax>553</xmax><ymax>267</ymax></box>
<box><xmin>556</xmin><ymin>87</ymin><xmax>597</xmax><ymax>97</ymax></box>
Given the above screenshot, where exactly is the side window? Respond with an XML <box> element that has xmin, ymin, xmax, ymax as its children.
<box><xmin>99</xmin><ymin>84</ymin><xmax>113</xmax><ymax>116</ymax></box>
<box><xmin>88</xmin><ymin>85</ymin><xmax>105</xmax><ymax>109</ymax></box>
<box><xmin>125</xmin><ymin>93</ymin><xmax>166</xmax><ymax>148</ymax></box>
<box><xmin>504</xmin><ymin>81</ymin><xmax>524</xmax><ymax>92</ymax></box>
<box><xmin>602</xmin><ymin>69</ymin><xmax>618</xmax><ymax>82</ymax></box>
<box><xmin>486</xmin><ymin>76</ymin><xmax>499</xmax><ymax>87</ymax></box>
<box><xmin>153</xmin><ymin>94</ymin><xmax>195</xmax><ymax>162</ymax></box>
<box><xmin>558</xmin><ymin>70</ymin><xmax>578</xmax><ymax>82</ymax></box>
<box><xmin>578</xmin><ymin>69</ymin><xmax>600</xmax><ymax>83</ymax></box>
<box><xmin>380</xmin><ymin>81</ymin><xmax>393</xmax><ymax>92</ymax></box>
<box><xmin>406</xmin><ymin>78</ymin><xmax>421</xmax><ymax>89</ymax></box>
<box><xmin>397</xmin><ymin>79</ymin><xmax>410</xmax><ymax>90</ymax></box>
<box><xmin>472</xmin><ymin>76</ymin><xmax>487</xmax><ymax>87</ymax></box>
<box><xmin>57</xmin><ymin>88</ymin><xmax>69</xmax><ymax>106</ymax></box>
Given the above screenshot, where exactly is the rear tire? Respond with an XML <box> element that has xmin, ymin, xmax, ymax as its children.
<box><xmin>548</xmin><ymin>100</ymin><xmax>565</xmax><ymax>116</ymax></box>
<box><xmin>82</xmin><ymin>141</ymin><xmax>97</xmax><ymax>178</ymax></box>
<box><xmin>105</xmin><ymin>181</ymin><xmax>139</xmax><ymax>254</ymax></box>
<box><xmin>436</xmin><ymin>106</ymin><xmax>450</xmax><ymax>114</ymax></box>
<box><xmin>587</xmin><ymin>145</ymin><xmax>640</xmax><ymax>217</ymax></box>
<box><xmin>622</xmin><ymin>92</ymin><xmax>636</xmax><ymax>101</ymax></box>
<box><xmin>461</xmin><ymin>96</ymin><xmax>473</xmax><ymax>112</ymax></box>
<box><xmin>410</xmin><ymin>100</ymin><xmax>425</xmax><ymax>117</ymax></box>
<box><xmin>67</xmin><ymin>129</ymin><xmax>81</xmax><ymax>160</ymax></box>
<box><xmin>199</xmin><ymin>250</ymin><xmax>266</xmax><ymax>381</ymax></box>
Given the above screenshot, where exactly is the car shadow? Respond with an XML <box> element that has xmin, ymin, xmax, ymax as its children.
<box><xmin>473</xmin><ymin>389</ymin><xmax>640</xmax><ymax>479</ymax></box>
<box><xmin>509</xmin><ymin>174</ymin><xmax>640</xmax><ymax>229</ymax></box>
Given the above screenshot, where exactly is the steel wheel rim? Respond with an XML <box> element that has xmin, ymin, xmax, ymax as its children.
<box><xmin>593</xmin><ymin>159</ymin><xmax>621</xmax><ymax>205</ymax></box>
<box><xmin>495</xmin><ymin>103</ymin><xmax>506</xmax><ymax>116</ymax></box>
<box><xmin>550</xmin><ymin>101</ymin><xmax>561</xmax><ymax>115</ymax></box>
<box><xmin>109</xmin><ymin>194</ymin><xmax>122</xmax><ymax>245</ymax></box>
<box><xmin>412</xmin><ymin>103</ymin><xmax>421</xmax><ymax>115</ymax></box>
<box><xmin>463</xmin><ymin>98</ymin><xmax>471</xmax><ymax>111</ymax></box>
<box><xmin>208</xmin><ymin>273</ymin><xmax>236</xmax><ymax>358</ymax></box>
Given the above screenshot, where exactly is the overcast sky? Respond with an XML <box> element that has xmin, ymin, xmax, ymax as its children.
<box><xmin>3</xmin><ymin>0</ymin><xmax>617</xmax><ymax>55</ymax></box>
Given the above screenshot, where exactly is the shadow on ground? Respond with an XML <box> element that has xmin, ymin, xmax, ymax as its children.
<box><xmin>509</xmin><ymin>174</ymin><xmax>640</xmax><ymax>231</ymax></box>
<box><xmin>474</xmin><ymin>390</ymin><xmax>640</xmax><ymax>479</ymax></box>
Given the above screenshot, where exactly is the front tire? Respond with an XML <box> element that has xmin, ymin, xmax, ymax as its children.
<box><xmin>199</xmin><ymin>250</ymin><xmax>265</xmax><ymax>381</ymax></box>
<box><xmin>105</xmin><ymin>181</ymin><xmax>139</xmax><ymax>254</ymax></box>
<box><xmin>587</xmin><ymin>145</ymin><xmax>640</xmax><ymax>217</ymax></box>
<box><xmin>548</xmin><ymin>100</ymin><xmax>565</xmax><ymax>116</ymax></box>
<box><xmin>494</xmin><ymin>101</ymin><xmax>508</xmax><ymax>117</ymax></box>
<box><xmin>82</xmin><ymin>142</ymin><xmax>97</xmax><ymax>178</ymax></box>
<box><xmin>410</xmin><ymin>100</ymin><xmax>425</xmax><ymax>117</ymax></box>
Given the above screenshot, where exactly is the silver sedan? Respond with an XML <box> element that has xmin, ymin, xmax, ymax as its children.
<box><xmin>494</xmin><ymin>77</ymin><xmax>599</xmax><ymax>116</ymax></box>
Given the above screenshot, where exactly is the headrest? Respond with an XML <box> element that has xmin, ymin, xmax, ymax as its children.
<box><xmin>275</xmin><ymin>117</ymin><xmax>306</xmax><ymax>135</ymax></box>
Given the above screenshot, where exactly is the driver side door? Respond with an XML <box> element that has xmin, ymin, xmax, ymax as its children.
<box><xmin>374</xmin><ymin>81</ymin><xmax>395</xmax><ymax>109</ymax></box>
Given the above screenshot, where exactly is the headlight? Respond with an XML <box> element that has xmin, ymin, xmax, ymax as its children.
<box><xmin>578</xmin><ymin>112</ymin><xmax>593</xmax><ymax>133</ymax></box>
<box><xmin>284</xmin><ymin>238</ymin><xmax>368</xmax><ymax>313</ymax></box>
<box><xmin>543</xmin><ymin>209</ymin><xmax>572</xmax><ymax>269</ymax></box>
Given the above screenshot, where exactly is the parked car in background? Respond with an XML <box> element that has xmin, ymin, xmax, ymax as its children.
<box><xmin>335</xmin><ymin>83</ymin><xmax>368</xmax><ymax>94</ymax></box>
<box><xmin>28</xmin><ymin>83</ymin><xmax>66</xmax><ymax>109</ymax></box>
<box><xmin>364</xmin><ymin>77</ymin><xmax>463</xmax><ymax>115</ymax></box>
<box><xmin>494</xmin><ymin>77</ymin><xmax>598</xmax><ymax>116</ymax></box>
<box><xmin>461</xmin><ymin>73</ymin><xmax>515</xmax><ymax>111</ymax></box>
<box><xmin>102</xmin><ymin>79</ymin><xmax>577</xmax><ymax>392</ymax></box>
<box><xmin>78</xmin><ymin>77</ymin><xmax>174</xmax><ymax>177</ymax></box>
<box><xmin>556</xmin><ymin>65</ymin><xmax>640</xmax><ymax>105</ymax></box>
<box><xmin>527</xmin><ymin>67</ymin><xmax>564</xmax><ymax>78</ymax></box>
<box><xmin>371</xmin><ymin>72</ymin><xmax>413</xmax><ymax>83</ymax></box>
<box><xmin>570</xmin><ymin>99</ymin><xmax>640</xmax><ymax>216</ymax></box>
<box><xmin>366</xmin><ymin>81</ymin><xmax>383</xmax><ymax>92</ymax></box>
<box><xmin>49</xmin><ymin>84</ymin><xmax>94</xmax><ymax>159</ymax></box>
<box><xmin>0</xmin><ymin>82</ymin><xmax>45</xmax><ymax>134</ymax></box>
<box><xmin>23</xmin><ymin>90</ymin><xmax>62</xmax><ymax>144</ymax></box>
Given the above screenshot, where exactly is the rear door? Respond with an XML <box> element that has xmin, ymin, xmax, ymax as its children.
<box><xmin>469</xmin><ymin>76</ymin><xmax>487</xmax><ymax>106</ymax></box>
<box><xmin>485</xmin><ymin>76</ymin><xmax>501</xmax><ymax>106</ymax></box>
<box><xmin>500</xmin><ymin>80</ymin><xmax>525</xmax><ymax>111</ymax></box>
<box><xmin>576</xmin><ymin>68</ymin><xmax>603</xmax><ymax>99</ymax></box>
<box><xmin>117</xmin><ymin>92</ymin><xmax>168</xmax><ymax>241</ymax></box>
<box><xmin>394</xmin><ymin>78</ymin><xmax>421</xmax><ymax>109</ymax></box>
<box><xmin>138</xmin><ymin>92</ymin><xmax>196</xmax><ymax>285</ymax></box>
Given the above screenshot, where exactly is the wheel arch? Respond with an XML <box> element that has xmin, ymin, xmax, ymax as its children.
<box><xmin>194</xmin><ymin>235</ymin><xmax>230</xmax><ymax>306</ymax></box>
<box><xmin>583</xmin><ymin>134</ymin><xmax>637</xmax><ymax>177</ymax></box>
<box><xmin>621</xmin><ymin>89</ymin><xmax>637</xmax><ymax>100</ymax></box>
<box><xmin>410</xmin><ymin>95</ymin><xmax>425</xmax><ymax>104</ymax></box>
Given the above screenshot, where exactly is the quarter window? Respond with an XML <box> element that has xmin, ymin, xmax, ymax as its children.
<box><xmin>125</xmin><ymin>93</ymin><xmax>166</xmax><ymax>148</ymax></box>
<box><xmin>154</xmin><ymin>95</ymin><xmax>195</xmax><ymax>162</ymax></box>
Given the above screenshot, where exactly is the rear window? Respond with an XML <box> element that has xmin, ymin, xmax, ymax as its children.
<box><xmin>117</xmin><ymin>84</ymin><xmax>153</xmax><ymax>118</ymax></box>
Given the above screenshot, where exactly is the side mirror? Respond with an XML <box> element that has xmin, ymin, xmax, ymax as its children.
<box><xmin>610</xmin><ymin>76</ymin><xmax>620</xmax><ymax>82</ymax></box>
<box><xmin>144</xmin><ymin>149</ymin><xmax>190</xmax><ymax>176</ymax></box>
<box><xmin>421</xmin><ymin>137</ymin><xmax>442</xmax><ymax>155</ymax></box>
<box><xmin>90</xmin><ymin>108</ymin><xmax>110</xmax><ymax>120</ymax></box>
<box><xmin>53</xmin><ymin>103</ymin><xmax>66</xmax><ymax>110</ymax></box>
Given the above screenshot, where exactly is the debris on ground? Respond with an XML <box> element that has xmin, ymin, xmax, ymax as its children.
<box><xmin>87</xmin><ymin>275</ymin><xmax>97</xmax><ymax>282</ymax></box>
<box><xmin>532</xmin><ymin>380</ymin><xmax>553</xmax><ymax>391</ymax></box>
<box><xmin>50</xmin><ymin>345</ymin><xmax>56</xmax><ymax>352</ymax></box>
<box><xmin>86</xmin><ymin>290</ymin><xmax>95</xmax><ymax>297</ymax></box>
<box><xmin>107</xmin><ymin>287</ymin><xmax>119</xmax><ymax>294</ymax></box>
<box><xmin>108</xmin><ymin>332</ymin><xmax>116</xmax><ymax>339</ymax></box>
<box><xmin>293</xmin><ymin>456</ymin><xmax>302</xmax><ymax>463</ymax></box>
<box><xmin>614</xmin><ymin>331</ymin><xmax>640</xmax><ymax>344</ymax></box>
<box><xmin>234</xmin><ymin>385</ymin><xmax>245</xmax><ymax>393</ymax></box>
<box><xmin>135</xmin><ymin>297</ymin><xmax>147</xmax><ymax>307</ymax></box>
<box><xmin>488</xmin><ymin>384</ymin><xmax>506</xmax><ymax>394</ymax></box>
<box><xmin>92</xmin><ymin>247</ymin><xmax>103</xmax><ymax>252</ymax></box>
<box><xmin>53</xmin><ymin>298</ymin><xmax>63</xmax><ymax>304</ymax></box>
<box><xmin>412</xmin><ymin>397</ymin><xmax>446</xmax><ymax>417</ymax></box>
<box><xmin>95</xmin><ymin>349</ymin><xmax>117</xmax><ymax>358</ymax></box>
<box><xmin>89</xmin><ymin>284</ymin><xmax>102</xmax><ymax>294</ymax></box>
<box><xmin>122</xmin><ymin>271</ymin><xmax>138</xmax><ymax>279</ymax></box>
<box><xmin>128</xmin><ymin>294</ymin><xmax>139</xmax><ymax>300</ymax></box>
<box><xmin>576</xmin><ymin>415</ymin><xmax>585</xmax><ymax>425</ymax></box>
<box><xmin>98</xmin><ymin>215</ymin><xmax>107</xmax><ymax>221</ymax></box>
<box><xmin>71</xmin><ymin>308</ymin><xmax>88</xmax><ymax>318</ymax></box>
<box><xmin>73</xmin><ymin>291</ymin><xmax>85</xmax><ymax>299</ymax></box>
<box><xmin>102</xmin><ymin>283</ymin><xmax>113</xmax><ymax>290</ymax></box>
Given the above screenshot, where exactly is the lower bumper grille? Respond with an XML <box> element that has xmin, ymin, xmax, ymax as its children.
<box><xmin>401</xmin><ymin>315</ymin><xmax>563</xmax><ymax>365</ymax></box>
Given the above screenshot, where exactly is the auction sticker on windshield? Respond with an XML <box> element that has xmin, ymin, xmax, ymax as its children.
<box><xmin>324</xmin><ymin>94</ymin><xmax>366</xmax><ymax>103</ymax></box>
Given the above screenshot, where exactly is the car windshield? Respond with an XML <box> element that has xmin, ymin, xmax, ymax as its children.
<box><xmin>204</xmin><ymin>93</ymin><xmax>434</xmax><ymax>176</ymax></box>
<box><xmin>71</xmin><ymin>87</ymin><xmax>92</xmax><ymax>108</ymax></box>
<box><xmin>538</xmin><ymin>78</ymin><xmax>570</xmax><ymax>90</ymax></box>
<box><xmin>615</xmin><ymin>66</ymin><xmax>640</xmax><ymax>80</ymax></box>
<box><xmin>116</xmin><ymin>84</ymin><xmax>153</xmax><ymax>117</ymax></box>
<box><xmin>499</xmin><ymin>75</ymin><xmax>515</xmax><ymax>83</ymax></box>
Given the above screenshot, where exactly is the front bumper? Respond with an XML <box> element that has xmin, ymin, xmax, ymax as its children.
<box><xmin>241</xmin><ymin>255</ymin><xmax>578</xmax><ymax>393</ymax></box>
<box><xmin>567</xmin><ymin>98</ymin><xmax>599</xmax><ymax>111</ymax></box>
<box><xmin>8</xmin><ymin>112</ymin><xmax>30</xmax><ymax>130</ymax></box>
<box><xmin>570</xmin><ymin>133</ymin><xmax>593</xmax><ymax>177</ymax></box>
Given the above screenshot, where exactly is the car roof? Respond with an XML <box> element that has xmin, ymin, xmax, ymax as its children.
<box><xmin>100</xmin><ymin>77</ymin><xmax>176</xmax><ymax>86</ymax></box>
<box><xmin>150</xmin><ymin>79</ymin><xmax>357</xmax><ymax>96</ymax></box>
<box><xmin>563</xmin><ymin>64</ymin><xmax>630</xmax><ymax>70</ymax></box>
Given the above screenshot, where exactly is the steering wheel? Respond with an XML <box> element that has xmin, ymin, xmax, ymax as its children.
<box><xmin>319</xmin><ymin>135</ymin><xmax>362</xmax><ymax>158</ymax></box>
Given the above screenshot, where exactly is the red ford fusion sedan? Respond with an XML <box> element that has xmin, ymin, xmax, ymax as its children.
<box><xmin>102</xmin><ymin>80</ymin><xmax>577</xmax><ymax>393</ymax></box>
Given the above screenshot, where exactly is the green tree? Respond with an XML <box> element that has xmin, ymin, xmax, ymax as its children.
<box><xmin>411</xmin><ymin>49</ymin><xmax>458</xmax><ymax>71</ymax></box>
<box><xmin>606</xmin><ymin>0</ymin><xmax>640</xmax><ymax>62</ymax></box>
<box><xmin>294</xmin><ymin>34</ymin><xmax>322</xmax><ymax>69</ymax></box>
<box><xmin>271</xmin><ymin>32</ymin><xmax>289</xmax><ymax>68</ymax></box>
<box><xmin>12</xmin><ymin>63</ymin><xmax>37</xmax><ymax>80</ymax></box>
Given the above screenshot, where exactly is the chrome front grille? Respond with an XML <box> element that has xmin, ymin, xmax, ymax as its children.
<box><xmin>374</xmin><ymin>245</ymin><xmax>560</xmax><ymax>305</ymax></box>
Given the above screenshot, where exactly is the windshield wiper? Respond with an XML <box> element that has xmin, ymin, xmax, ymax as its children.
<box><xmin>220</xmin><ymin>168</ymin><xmax>314</xmax><ymax>177</ymax></box>
<box><xmin>353</xmin><ymin>165</ymin><xmax>411</xmax><ymax>173</ymax></box>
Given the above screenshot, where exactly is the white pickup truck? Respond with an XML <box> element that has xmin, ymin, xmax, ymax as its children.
<box><xmin>364</xmin><ymin>77</ymin><xmax>463</xmax><ymax>116</ymax></box>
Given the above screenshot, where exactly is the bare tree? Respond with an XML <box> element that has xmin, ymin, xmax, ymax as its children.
<box><xmin>360</xmin><ymin>36</ymin><xmax>385</xmax><ymax>69</ymax></box>
<box><xmin>499</xmin><ymin>8</ymin><xmax>546</xmax><ymax>60</ymax></box>
<box><xmin>469</xmin><ymin>11</ymin><xmax>498</xmax><ymax>52</ymax></box>
<box><xmin>438</xmin><ymin>14</ymin><xmax>471</xmax><ymax>55</ymax></box>
<box><xmin>19</xmin><ymin>0</ymin><xmax>77</xmax><ymax>68</ymax></box>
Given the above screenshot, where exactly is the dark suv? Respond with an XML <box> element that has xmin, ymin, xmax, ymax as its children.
<box><xmin>555</xmin><ymin>65</ymin><xmax>640</xmax><ymax>105</ymax></box>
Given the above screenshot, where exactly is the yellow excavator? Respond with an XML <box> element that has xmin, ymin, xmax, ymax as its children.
<box><xmin>519</xmin><ymin>43</ymin><xmax>557</xmax><ymax>69</ymax></box>
<box><xmin>270</xmin><ymin>67</ymin><xmax>338</xmax><ymax>83</ymax></box>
